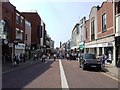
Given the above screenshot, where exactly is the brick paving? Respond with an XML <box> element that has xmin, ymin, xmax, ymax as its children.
<box><xmin>2</xmin><ymin>58</ymin><xmax>120</xmax><ymax>81</ymax></box>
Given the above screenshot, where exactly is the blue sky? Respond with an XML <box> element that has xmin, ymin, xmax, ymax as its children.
<box><xmin>9</xmin><ymin>0</ymin><xmax>104</xmax><ymax>48</ymax></box>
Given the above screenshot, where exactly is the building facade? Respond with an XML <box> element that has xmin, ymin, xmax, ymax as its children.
<box><xmin>85</xmin><ymin>6</ymin><xmax>98</xmax><ymax>54</ymax></box>
<box><xmin>97</xmin><ymin>1</ymin><xmax>115</xmax><ymax>65</ymax></box>
<box><xmin>24</xmin><ymin>19</ymin><xmax>31</xmax><ymax>59</ymax></box>
<box><xmin>115</xmin><ymin>0</ymin><xmax>120</xmax><ymax>66</ymax></box>
<box><xmin>79</xmin><ymin>17</ymin><xmax>86</xmax><ymax>53</ymax></box>
<box><xmin>15</xmin><ymin>10</ymin><xmax>25</xmax><ymax>56</ymax></box>
<box><xmin>22</xmin><ymin>12</ymin><xmax>41</xmax><ymax>51</ymax></box>
<box><xmin>84</xmin><ymin>20</ymin><xmax>90</xmax><ymax>53</ymax></box>
<box><xmin>71</xmin><ymin>23</ymin><xmax>79</xmax><ymax>50</ymax></box>
<box><xmin>2</xmin><ymin>2</ymin><xmax>16</xmax><ymax>60</ymax></box>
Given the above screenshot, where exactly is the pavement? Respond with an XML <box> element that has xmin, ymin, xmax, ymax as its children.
<box><xmin>2</xmin><ymin>59</ymin><xmax>120</xmax><ymax>81</ymax></box>
<box><xmin>103</xmin><ymin>64</ymin><xmax>120</xmax><ymax>80</ymax></box>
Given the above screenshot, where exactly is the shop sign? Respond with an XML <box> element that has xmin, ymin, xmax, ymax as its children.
<box><xmin>103</xmin><ymin>43</ymin><xmax>108</xmax><ymax>47</ymax></box>
<box><xmin>108</xmin><ymin>42</ymin><xmax>113</xmax><ymax>46</ymax></box>
<box><xmin>79</xmin><ymin>42</ymin><xmax>84</xmax><ymax>50</ymax></box>
<box><xmin>15</xmin><ymin>43</ymin><xmax>25</xmax><ymax>49</ymax></box>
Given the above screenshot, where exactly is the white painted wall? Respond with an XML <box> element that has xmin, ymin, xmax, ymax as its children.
<box><xmin>89</xmin><ymin>6</ymin><xmax>98</xmax><ymax>40</ymax></box>
<box><xmin>116</xmin><ymin>14</ymin><xmax>120</xmax><ymax>36</ymax></box>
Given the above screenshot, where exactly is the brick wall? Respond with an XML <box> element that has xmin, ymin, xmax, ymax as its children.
<box><xmin>97</xmin><ymin>2</ymin><xmax>114</xmax><ymax>39</ymax></box>
<box><xmin>22</xmin><ymin>12</ymin><xmax>41</xmax><ymax>45</ymax></box>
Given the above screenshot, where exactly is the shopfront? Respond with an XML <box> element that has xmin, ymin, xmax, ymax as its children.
<box><xmin>115</xmin><ymin>36</ymin><xmax>120</xmax><ymax>66</ymax></box>
<box><xmin>15</xmin><ymin>43</ymin><xmax>25</xmax><ymax>55</ymax></box>
<box><xmin>79</xmin><ymin>42</ymin><xmax>84</xmax><ymax>53</ymax></box>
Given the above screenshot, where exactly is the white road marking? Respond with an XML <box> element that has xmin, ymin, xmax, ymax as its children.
<box><xmin>59</xmin><ymin>59</ymin><xmax>69</xmax><ymax>89</ymax></box>
<box><xmin>101</xmin><ymin>72</ymin><xmax>120</xmax><ymax>82</ymax></box>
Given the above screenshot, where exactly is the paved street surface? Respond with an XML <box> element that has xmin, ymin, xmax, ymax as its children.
<box><xmin>2</xmin><ymin>60</ymin><xmax>61</xmax><ymax>88</ymax></box>
<box><xmin>2</xmin><ymin>59</ymin><xmax>119</xmax><ymax>89</ymax></box>
<box><xmin>62</xmin><ymin>60</ymin><xmax>118</xmax><ymax>88</ymax></box>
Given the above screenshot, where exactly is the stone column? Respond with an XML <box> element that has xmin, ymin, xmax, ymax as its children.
<box><xmin>113</xmin><ymin>42</ymin><xmax>116</xmax><ymax>66</ymax></box>
<box><xmin>102</xmin><ymin>47</ymin><xmax>104</xmax><ymax>54</ymax></box>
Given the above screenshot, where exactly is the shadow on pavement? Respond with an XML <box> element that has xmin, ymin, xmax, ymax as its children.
<box><xmin>2</xmin><ymin>60</ymin><xmax>54</xmax><ymax>89</ymax></box>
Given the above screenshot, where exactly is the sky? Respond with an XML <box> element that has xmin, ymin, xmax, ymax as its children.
<box><xmin>9</xmin><ymin>0</ymin><xmax>104</xmax><ymax>48</ymax></box>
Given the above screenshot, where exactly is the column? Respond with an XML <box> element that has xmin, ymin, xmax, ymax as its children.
<box><xmin>97</xmin><ymin>47</ymin><xmax>99</xmax><ymax>56</ymax></box>
<box><xmin>102</xmin><ymin>47</ymin><xmax>104</xmax><ymax>54</ymax></box>
<box><xmin>113</xmin><ymin>42</ymin><xmax>116</xmax><ymax>66</ymax></box>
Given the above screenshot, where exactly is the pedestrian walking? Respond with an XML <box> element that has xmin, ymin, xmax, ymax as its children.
<box><xmin>66</xmin><ymin>53</ymin><xmax>69</xmax><ymax>60</ymax></box>
<box><xmin>53</xmin><ymin>54</ymin><xmax>56</xmax><ymax>61</ymax></box>
<box><xmin>19</xmin><ymin>53</ymin><xmax>23</xmax><ymax>62</ymax></box>
<box><xmin>16</xmin><ymin>55</ymin><xmax>20</xmax><ymax>65</ymax></box>
<box><xmin>13</xmin><ymin>54</ymin><xmax>17</xmax><ymax>66</ymax></box>
<box><xmin>42</xmin><ymin>54</ymin><xmax>46</xmax><ymax>62</ymax></box>
<box><xmin>100</xmin><ymin>54</ymin><xmax>107</xmax><ymax>67</ymax></box>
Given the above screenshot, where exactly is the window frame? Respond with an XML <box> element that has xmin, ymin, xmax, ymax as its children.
<box><xmin>102</xmin><ymin>13</ymin><xmax>106</xmax><ymax>32</ymax></box>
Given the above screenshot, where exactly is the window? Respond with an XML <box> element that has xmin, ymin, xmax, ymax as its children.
<box><xmin>91</xmin><ymin>20</ymin><xmax>95</xmax><ymax>40</ymax></box>
<box><xmin>102</xmin><ymin>13</ymin><xmax>106</xmax><ymax>32</ymax></box>
<box><xmin>86</xmin><ymin>28</ymin><xmax>88</xmax><ymax>39</ymax></box>
<box><xmin>21</xmin><ymin>16</ymin><xmax>24</xmax><ymax>26</ymax></box>
<box><xmin>16</xmin><ymin>15</ymin><xmax>19</xmax><ymax>24</ymax></box>
<box><xmin>76</xmin><ymin>26</ymin><xmax>79</xmax><ymax>34</ymax></box>
<box><xmin>25</xmin><ymin>34</ymin><xmax>27</xmax><ymax>40</ymax></box>
<box><xmin>20</xmin><ymin>18</ymin><xmax>23</xmax><ymax>26</ymax></box>
<box><xmin>16</xmin><ymin>28</ymin><xmax>23</xmax><ymax>40</ymax></box>
<box><xmin>117</xmin><ymin>1</ymin><xmax>120</xmax><ymax>14</ymax></box>
<box><xmin>91</xmin><ymin>20</ymin><xmax>94</xmax><ymax>34</ymax></box>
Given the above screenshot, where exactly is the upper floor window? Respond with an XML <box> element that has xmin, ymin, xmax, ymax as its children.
<box><xmin>25</xmin><ymin>20</ymin><xmax>31</xmax><ymax>27</ymax></box>
<box><xmin>20</xmin><ymin>16</ymin><xmax>24</xmax><ymax>27</ymax></box>
<box><xmin>86</xmin><ymin>28</ymin><xmax>88</xmax><ymax>39</ymax></box>
<box><xmin>116</xmin><ymin>1</ymin><xmax>120</xmax><ymax>14</ymax></box>
<box><xmin>76</xmin><ymin>26</ymin><xmax>79</xmax><ymax>34</ymax></box>
<box><xmin>102</xmin><ymin>13</ymin><xmax>106</xmax><ymax>32</ymax></box>
<box><xmin>16</xmin><ymin>15</ymin><xmax>19</xmax><ymax>24</ymax></box>
<box><xmin>16</xmin><ymin>28</ymin><xmax>23</xmax><ymax>40</ymax></box>
<box><xmin>118</xmin><ymin>1</ymin><xmax>120</xmax><ymax>14</ymax></box>
<box><xmin>91</xmin><ymin>20</ymin><xmax>95</xmax><ymax>40</ymax></box>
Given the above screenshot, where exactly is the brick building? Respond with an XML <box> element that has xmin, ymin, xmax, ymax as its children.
<box><xmin>22</xmin><ymin>12</ymin><xmax>41</xmax><ymax>50</ymax></box>
<box><xmin>2</xmin><ymin>2</ymin><xmax>16</xmax><ymax>60</ymax></box>
<box><xmin>1</xmin><ymin>2</ymin><xmax>30</xmax><ymax>61</ymax></box>
<box><xmin>97</xmin><ymin>1</ymin><xmax>115</xmax><ymax>65</ymax></box>
<box><xmin>15</xmin><ymin>10</ymin><xmax>26</xmax><ymax>56</ymax></box>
